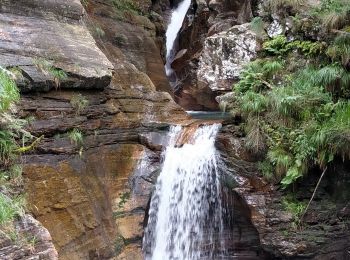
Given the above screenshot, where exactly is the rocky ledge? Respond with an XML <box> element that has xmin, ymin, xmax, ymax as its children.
<box><xmin>1</xmin><ymin>0</ymin><xmax>188</xmax><ymax>259</ymax></box>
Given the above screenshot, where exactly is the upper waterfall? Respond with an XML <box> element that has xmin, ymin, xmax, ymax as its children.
<box><xmin>165</xmin><ymin>0</ymin><xmax>191</xmax><ymax>78</ymax></box>
<box><xmin>143</xmin><ymin>124</ymin><xmax>226</xmax><ymax>260</ymax></box>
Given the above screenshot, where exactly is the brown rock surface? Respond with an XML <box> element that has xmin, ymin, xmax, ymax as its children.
<box><xmin>85</xmin><ymin>0</ymin><xmax>172</xmax><ymax>94</ymax></box>
<box><xmin>0</xmin><ymin>0</ymin><xmax>189</xmax><ymax>259</ymax></box>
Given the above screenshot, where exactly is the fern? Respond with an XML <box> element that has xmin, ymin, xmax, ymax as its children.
<box><xmin>240</xmin><ymin>91</ymin><xmax>268</xmax><ymax>115</ymax></box>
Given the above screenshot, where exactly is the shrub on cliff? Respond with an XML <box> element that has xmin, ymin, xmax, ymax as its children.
<box><xmin>0</xmin><ymin>68</ymin><xmax>28</xmax><ymax>236</ymax></box>
<box><xmin>224</xmin><ymin>22</ymin><xmax>350</xmax><ymax>187</ymax></box>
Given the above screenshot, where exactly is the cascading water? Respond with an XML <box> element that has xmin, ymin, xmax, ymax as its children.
<box><xmin>143</xmin><ymin>124</ymin><xmax>227</xmax><ymax>260</ymax></box>
<box><xmin>165</xmin><ymin>0</ymin><xmax>191</xmax><ymax>79</ymax></box>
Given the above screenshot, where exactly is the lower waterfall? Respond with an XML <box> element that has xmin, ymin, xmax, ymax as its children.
<box><xmin>143</xmin><ymin>124</ymin><xmax>226</xmax><ymax>260</ymax></box>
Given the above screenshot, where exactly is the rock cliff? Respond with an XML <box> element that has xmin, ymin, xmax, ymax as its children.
<box><xmin>1</xmin><ymin>0</ymin><xmax>349</xmax><ymax>259</ymax></box>
<box><xmin>171</xmin><ymin>0</ymin><xmax>257</xmax><ymax>110</ymax></box>
<box><xmin>1</xmin><ymin>0</ymin><xmax>187</xmax><ymax>258</ymax></box>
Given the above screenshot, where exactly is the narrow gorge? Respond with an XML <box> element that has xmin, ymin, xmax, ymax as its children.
<box><xmin>0</xmin><ymin>0</ymin><xmax>349</xmax><ymax>260</ymax></box>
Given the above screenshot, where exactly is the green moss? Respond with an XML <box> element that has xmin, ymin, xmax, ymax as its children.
<box><xmin>114</xmin><ymin>235</ymin><xmax>125</xmax><ymax>255</ymax></box>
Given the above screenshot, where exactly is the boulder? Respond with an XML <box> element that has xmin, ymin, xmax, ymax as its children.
<box><xmin>0</xmin><ymin>0</ymin><xmax>113</xmax><ymax>92</ymax></box>
<box><xmin>171</xmin><ymin>0</ymin><xmax>255</xmax><ymax>110</ymax></box>
<box><xmin>197</xmin><ymin>23</ymin><xmax>257</xmax><ymax>91</ymax></box>
<box><xmin>0</xmin><ymin>214</ymin><xmax>58</xmax><ymax>260</ymax></box>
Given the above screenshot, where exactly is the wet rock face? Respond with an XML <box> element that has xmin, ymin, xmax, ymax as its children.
<box><xmin>171</xmin><ymin>0</ymin><xmax>256</xmax><ymax>110</ymax></box>
<box><xmin>24</xmin><ymin>142</ymin><xmax>161</xmax><ymax>259</ymax></box>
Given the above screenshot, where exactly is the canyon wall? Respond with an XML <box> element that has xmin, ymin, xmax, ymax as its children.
<box><xmin>0</xmin><ymin>0</ymin><xmax>349</xmax><ymax>259</ymax></box>
<box><xmin>0</xmin><ymin>0</ymin><xmax>187</xmax><ymax>258</ymax></box>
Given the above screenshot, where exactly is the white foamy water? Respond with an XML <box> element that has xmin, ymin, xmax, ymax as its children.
<box><xmin>143</xmin><ymin>124</ymin><xmax>225</xmax><ymax>260</ymax></box>
<box><xmin>165</xmin><ymin>0</ymin><xmax>191</xmax><ymax>76</ymax></box>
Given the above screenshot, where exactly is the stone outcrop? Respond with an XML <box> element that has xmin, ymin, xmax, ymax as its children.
<box><xmin>170</xmin><ymin>0</ymin><xmax>256</xmax><ymax>110</ymax></box>
<box><xmin>0</xmin><ymin>214</ymin><xmax>58</xmax><ymax>260</ymax></box>
<box><xmin>0</xmin><ymin>0</ymin><xmax>113</xmax><ymax>92</ymax></box>
<box><xmin>197</xmin><ymin>23</ymin><xmax>257</xmax><ymax>91</ymax></box>
<box><xmin>0</xmin><ymin>0</ymin><xmax>188</xmax><ymax>259</ymax></box>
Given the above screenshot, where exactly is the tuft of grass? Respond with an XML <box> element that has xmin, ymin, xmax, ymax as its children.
<box><xmin>327</xmin><ymin>33</ymin><xmax>350</xmax><ymax>66</ymax></box>
<box><xmin>282</xmin><ymin>195</ymin><xmax>306</xmax><ymax>225</ymax></box>
<box><xmin>94</xmin><ymin>26</ymin><xmax>105</xmax><ymax>38</ymax></box>
<box><xmin>0</xmin><ymin>69</ymin><xmax>20</xmax><ymax>112</ymax></box>
<box><xmin>70</xmin><ymin>94</ymin><xmax>89</xmax><ymax>115</ymax></box>
<box><xmin>110</xmin><ymin>0</ymin><xmax>142</xmax><ymax>21</ymax></box>
<box><xmin>250</xmin><ymin>17</ymin><xmax>266</xmax><ymax>39</ymax></box>
<box><xmin>263</xmin><ymin>0</ymin><xmax>307</xmax><ymax>14</ymax></box>
<box><xmin>80</xmin><ymin>0</ymin><xmax>89</xmax><ymax>7</ymax></box>
<box><xmin>244</xmin><ymin>119</ymin><xmax>267</xmax><ymax>156</ymax></box>
<box><xmin>68</xmin><ymin>129</ymin><xmax>84</xmax><ymax>147</ymax></box>
<box><xmin>0</xmin><ymin>130</ymin><xmax>16</xmax><ymax>167</ymax></box>
<box><xmin>311</xmin><ymin>0</ymin><xmax>350</xmax><ymax>31</ymax></box>
<box><xmin>0</xmin><ymin>194</ymin><xmax>25</xmax><ymax>225</ymax></box>
<box><xmin>33</xmin><ymin>58</ymin><xmax>67</xmax><ymax>88</ymax></box>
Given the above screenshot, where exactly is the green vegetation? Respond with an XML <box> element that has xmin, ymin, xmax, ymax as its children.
<box><xmin>0</xmin><ymin>194</ymin><xmax>25</xmax><ymax>225</ymax></box>
<box><xmin>68</xmin><ymin>128</ymin><xmax>84</xmax><ymax>147</ymax></box>
<box><xmin>311</xmin><ymin>0</ymin><xmax>350</xmax><ymax>31</ymax></box>
<box><xmin>0</xmin><ymin>70</ymin><xmax>19</xmax><ymax>112</ymax></box>
<box><xmin>250</xmin><ymin>17</ymin><xmax>266</xmax><ymax>39</ymax></box>
<box><xmin>262</xmin><ymin>36</ymin><xmax>325</xmax><ymax>57</ymax></box>
<box><xmin>114</xmin><ymin>235</ymin><xmax>125</xmax><ymax>255</ymax></box>
<box><xmin>94</xmin><ymin>26</ymin><xmax>105</xmax><ymax>38</ymax></box>
<box><xmin>113</xmin><ymin>191</ymin><xmax>131</xmax><ymax>219</ymax></box>
<box><xmin>225</xmin><ymin>0</ymin><xmax>350</xmax><ymax>189</ymax></box>
<box><xmin>0</xmin><ymin>130</ymin><xmax>16</xmax><ymax>166</ymax></box>
<box><xmin>70</xmin><ymin>94</ymin><xmax>89</xmax><ymax>115</ymax></box>
<box><xmin>111</xmin><ymin>0</ymin><xmax>142</xmax><ymax>20</ymax></box>
<box><xmin>0</xmin><ymin>68</ymin><xmax>32</xmax><ymax>236</ymax></box>
<box><xmin>282</xmin><ymin>195</ymin><xmax>306</xmax><ymax>226</ymax></box>
<box><xmin>118</xmin><ymin>192</ymin><xmax>130</xmax><ymax>209</ymax></box>
<box><xmin>80</xmin><ymin>0</ymin><xmax>89</xmax><ymax>7</ymax></box>
<box><xmin>33</xmin><ymin>58</ymin><xmax>67</xmax><ymax>88</ymax></box>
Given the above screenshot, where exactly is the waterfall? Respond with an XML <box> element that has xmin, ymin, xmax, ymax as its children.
<box><xmin>165</xmin><ymin>0</ymin><xmax>191</xmax><ymax>78</ymax></box>
<box><xmin>143</xmin><ymin>124</ymin><xmax>226</xmax><ymax>260</ymax></box>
